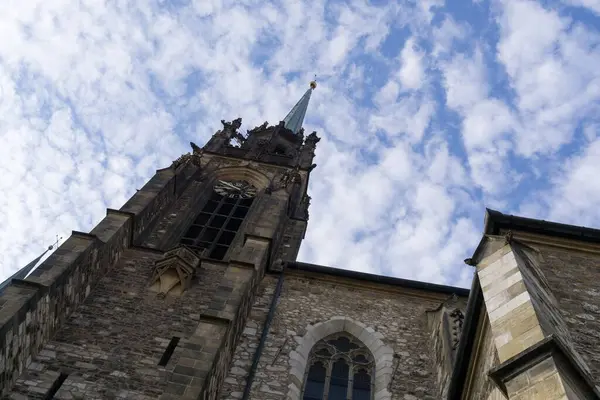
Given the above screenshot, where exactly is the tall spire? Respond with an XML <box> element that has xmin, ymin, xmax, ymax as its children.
<box><xmin>283</xmin><ymin>80</ymin><xmax>317</xmax><ymax>134</ymax></box>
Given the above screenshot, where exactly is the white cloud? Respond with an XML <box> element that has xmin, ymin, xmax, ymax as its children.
<box><xmin>496</xmin><ymin>0</ymin><xmax>600</xmax><ymax>156</ymax></box>
<box><xmin>398</xmin><ymin>38</ymin><xmax>425</xmax><ymax>91</ymax></box>
<box><xmin>563</xmin><ymin>0</ymin><xmax>600</xmax><ymax>16</ymax></box>
<box><xmin>2</xmin><ymin>0</ymin><xmax>600</xmax><ymax>292</ymax></box>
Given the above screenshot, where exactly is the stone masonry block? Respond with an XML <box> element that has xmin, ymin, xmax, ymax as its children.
<box><xmin>477</xmin><ymin>243</ymin><xmax>512</xmax><ymax>271</ymax></box>
<box><xmin>485</xmin><ymin>280</ymin><xmax>527</xmax><ymax>314</ymax></box>
<box><xmin>485</xmin><ymin>270</ymin><xmax>523</xmax><ymax>299</ymax></box>
<box><xmin>488</xmin><ymin>292</ymin><xmax>531</xmax><ymax>323</ymax></box>
<box><xmin>498</xmin><ymin>325</ymin><xmax>545</xmax><ymax>362</ymax></box>
<box><xmin>479</xmin><ymin>255</ymin><xmax>520</xmax><ymax>290</ymax></box>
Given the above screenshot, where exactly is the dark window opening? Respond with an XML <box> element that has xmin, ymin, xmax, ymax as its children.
<box><xmin>43</xmin><ymin>372</ymin><xmax>69</xmax><ymax>400</ymax></box>
<box><xmin>273</xmin><ymin>145</ymin><xmax>287</xmax><ymax>156</ymax></box>
<box><xmin>200</xmin><ymin>228</ymin><xmax>219</xmax><ymax>242</ymax></box>
<box><xmin>180</xmin><ymin>192</ymin><xmax>253</xmax><ymax>260</ymax></box>
<box><xmin>194</xmin><ymin>213</ymin><xmax>211</xmax><ymax>225</ymax></box>
<box><xmin>210</xmin><ymin>245</ymin><xmax>229</xmax><ymax>260</ymax></box>
<box><xmin>328</xmin><ymin>359</ymin><xmax>349</xmax><ymax>399</ymax></box>
<box><xmin>226</xmin><ymin>218</ymin><xmax>242</xmax><ymax>231</ymax></box>
<box><xmin>217</xmin><ymin>231</ymin><xmax>236</xmax><ymax>245</ymax></box>
<box><xmin>327</xmin><ymin>336</ymin><xmax>359</xmax><ymax>352</ymax></box>
<box><xmin>232</xmin><ymin>206</ymin><xmax>249</xmax><ymax>218</ymax></box>
<box><xmin>217</xmin><ymin>203</ymin><xmax>234</xmax><ymax>215</ymax></box>
<box><xmin>203</xmin><ymin>201</ymin><xmax>219</xmax><ymax>213</ymax></box>
<box><xmin>158</xmin><ymin>337</ymin><xmax>180</xmax><ymax>366</ymax></box>
<box><xmin>209</xmin><ymin>215</ymin><xmax>227</xmax><ymax>228</ymax></box>
<box><xmin>352</xmin><ymin>370</ymin><xmax>372</xmax><ymax>400</ymax></box>
<box><xmin>239</xmin><ymin>198</ymin><xmax>253</xmax><ymax>207</ymax></box>
<box><xmin>303</xmin><ymin>362</ymin><xmax>326</xmax><ymax>400</ymax></box>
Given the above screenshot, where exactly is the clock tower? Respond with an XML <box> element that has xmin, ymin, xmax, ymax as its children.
<box><xmin>140</xmin><ymin>81</ymin><xmax>321</xmax><ymax>398</ymax></box>
<box><xmin>1</xmin><ymin>82</ymin><xmax>319</xmax><ymax>400</ymax></box>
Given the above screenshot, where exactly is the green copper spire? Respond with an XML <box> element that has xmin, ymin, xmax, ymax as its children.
<box><xmin>283</xmin><ymin>81</ymin><xmax>317</xmax><ymax>134</ymax></box>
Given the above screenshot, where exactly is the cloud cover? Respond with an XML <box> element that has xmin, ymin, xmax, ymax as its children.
<box><xmin>1</xmin><ymin>0</ymin><xmax>600</xmax><ymax>288</ymax></box>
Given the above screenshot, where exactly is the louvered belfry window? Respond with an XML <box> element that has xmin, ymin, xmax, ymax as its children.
<box><xmin>180</xmin><ymin>191</ymin><xmax>253</xmax><ymax>260</ymax></box>
<box><xmin>302</xmin><ymin>334</ymin><xmax>374</xmax><ymax>400</ymax></box>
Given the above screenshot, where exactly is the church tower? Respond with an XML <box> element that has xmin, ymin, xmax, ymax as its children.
<box><xmin>0</xmin><ymin>82</ymin><xmax>320</xmax><ymax>399</ymax></box>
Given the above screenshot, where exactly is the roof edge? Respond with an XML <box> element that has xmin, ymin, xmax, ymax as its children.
<box><xmin>274</xmin><ymin>261</ymin><xmax>470</xmax><ymax>296</ymax></box>
<box><xmin>485</xmin><ymin>208</ymin><xmax>600</xmax><ymax>243</ymax></box>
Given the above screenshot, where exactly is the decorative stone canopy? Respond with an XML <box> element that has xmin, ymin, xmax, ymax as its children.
<box><xmin>149</xmin><ymin>245</ymin><xmax>200</xmax><ymax>297</ymax></box>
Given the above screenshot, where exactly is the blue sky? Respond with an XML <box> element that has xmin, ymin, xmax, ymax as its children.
<box><xmin>1</xmin><ymin>0</ymin><xmax>600</xmax><ymax>288</ymax></box>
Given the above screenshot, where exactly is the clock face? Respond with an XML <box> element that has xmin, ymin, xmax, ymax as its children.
<box><xmin>214</xmin><ymin>180</ymin><xmax>257</xmax><ymax>199</ymax></box>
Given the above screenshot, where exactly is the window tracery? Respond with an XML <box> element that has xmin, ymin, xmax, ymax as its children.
<box><xmin>302</xmin><ymin>333</ymin><xmax>374</xmax><ymax>400</ymax></box>
<box><xmin>180</xmin><ymin>191</ymin><xmax>253</xmax><ymax>260</ymax></box>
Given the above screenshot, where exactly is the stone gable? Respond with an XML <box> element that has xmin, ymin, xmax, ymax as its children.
<box><xmin>220</xmin><ymin>272</ymin><xmax>468</xmax><ymax>400</ymax></box>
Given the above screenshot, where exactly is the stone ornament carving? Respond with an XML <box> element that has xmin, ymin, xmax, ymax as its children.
<box><xmin>219</xmin><ymin>118</ymin><xmax>247</xmax><ymax>146</ymax></box>
<box><xmin>299</xmin><ymin>194</ymin><xmax>311</xmax><ymax>219</ymax></box>
<box><xmin>149</xmin><ymin>246</ymin><xmax>200</xmax><ymax>297</ymax></box>
<box><xmin>305</xmin><ymin>131</ymin><xmax>320</xmax><ymax>145</ymax></box>
<box><xmin>267</xmin><ymin>167</ymin><xmax>301</xmax><ymax>194</ymax></box>
<box><xmin>248</xmin><ymin>121</ymin><xmax>269</xmax><ymax>134</ymax></box>
<box><xmin>172</xmin><ymin>142</ymin><xmax>204</xmax><ymax>170</ymax></box>
<box><xmin>448</xmin><ymin>309</ymin><xmax>464</xmax><ymax>349</ymax></box>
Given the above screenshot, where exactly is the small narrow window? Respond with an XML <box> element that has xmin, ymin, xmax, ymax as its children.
<box><xmin>43</xmin><ymin>372</ymin><xmax>68</xmax><ymax>400</ymax></box>
<box><xmin>158</xmin><ymin>337</ymin><xmax>180</xmax><ymax>366</ymax></box>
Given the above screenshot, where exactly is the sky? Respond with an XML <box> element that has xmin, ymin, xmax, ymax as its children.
<box><xmin>1</xmin><ymin>0</ymin><xmax>600</xmax><ymax>289</ymax></box>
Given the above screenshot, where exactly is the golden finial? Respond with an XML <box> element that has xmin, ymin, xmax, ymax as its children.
<box><xmin>310</xmin><ymin>76</ymin><xmax>317</xmax><ymax>89</ymax></box>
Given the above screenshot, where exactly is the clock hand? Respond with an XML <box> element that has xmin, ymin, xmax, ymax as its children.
<box><xmin>218</xmin><ymin>180</ymin><xmax>241</xmax><ymax>191</ymax></box>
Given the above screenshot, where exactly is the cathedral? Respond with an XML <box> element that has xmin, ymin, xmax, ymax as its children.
<box><xmin>1</xmin><ymin>82</ymin><xmax>600</xmax><ymax>400</ymax></box>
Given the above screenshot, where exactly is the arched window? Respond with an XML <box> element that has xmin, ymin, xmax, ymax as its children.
<box><xmin>179</xmin><ymin>189</ymin><xmax>254</xmax><ymax>260</ymax></box>
<box><xmin>302</xmin><ymin>333</ymin><xmax>374</xmax><ymax>400</ymax></box>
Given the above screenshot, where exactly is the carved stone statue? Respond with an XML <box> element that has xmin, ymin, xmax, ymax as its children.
<box><xmin>171</xmin><ymin>141</ymin><xmax>204</xmax><ymax>170</ymax></box>
<box><xmin>299</xmin><ymin>194</ymin><xmax>311</xmax><ymax>219</ymax></box>
<box><xmin>266</xmin><ymin>166</ymin><xmax>301</xmax><ymax>194</ymax></box>
<box><xmin>219</xmin><ymin>118</ymin><xmax>242</xmax><ymax>138</ymax></box>
<box><xmin>306</xmin><ymin>131</ymin><xmax>321</xmax><ymax>144</ymax></box>
<box><xmin>248</xmin><ymin>121</ymin><xmax>269</xmax><ymax>134</ymax></box>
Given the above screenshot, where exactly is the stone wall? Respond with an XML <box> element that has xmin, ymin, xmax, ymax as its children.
<box><xmin>6</xmin><ymin>247</ymin><xmax>226</xmax><ymax>399</ymax></box>
<box><xmin>427</xmin><ymin>296</ymin><xmax>466</xmax><ymax>399</ymax></box>
<box><xmin>537</xmin><ymin>244</ymin><xmax>600</xmax><ymax>386</ymax></box>
<box><xmin>0</xmin><ymin>211</ymin><xmax>132</xmax><ymax>398</ymax></box>
<box><xmin>461</xmin><ymin>309</ymin><xmax>500</xmax><ymax>400</ymax></box>
<box><xmin>221</xmin><ymin>272</ymin><xmax>468</xmax><ymax>400</ymax></box>
<box><xmin>0</xmin><ymin>160</ymin><xmax>203</xmax><ymax>397</ymax></box>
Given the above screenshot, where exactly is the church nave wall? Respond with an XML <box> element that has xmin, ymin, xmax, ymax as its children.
<box><xmin>220</xmin><ymin>272</ymin><xmax>467</xmax><ymax>400</ymax></box>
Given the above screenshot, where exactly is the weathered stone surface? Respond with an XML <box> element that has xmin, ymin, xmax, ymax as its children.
<box><xmin>463</xmin><ymin>311</ymin><xmax>500</xmax><ymax>400</ymax></box>
<box><xmin>536</xmin><ymin>244</ymin><xmax>600</xmax><ymax>386</ymax></box>
<box><xmin>0</xmin><ymin>130</ymin><xmax>496</xmax><ymax>400</ymax></box>
<box><xmin>6</xmin><ymin>248</ymin><xmax>225</xmax><ymax>399</ymax></box>
<box><xmin>220</xmin><ymin>273</ymin><xmax>467</xmax><ymax>400</ymax></box>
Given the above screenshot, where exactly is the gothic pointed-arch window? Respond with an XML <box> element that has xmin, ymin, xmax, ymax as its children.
<box><xmin>179</xmin><ymin>186</ymin><xmax>254</xmax><ymax>260</ymax></box>
<box><xmin>302</xmin><ymin>333</ymin><xmax>374</xmax><ymax>400</ymax></box>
